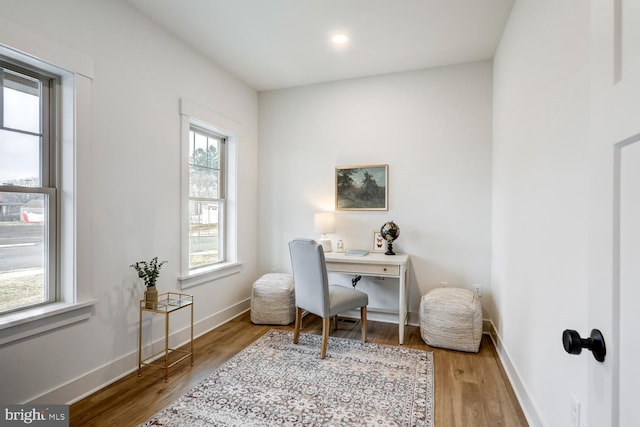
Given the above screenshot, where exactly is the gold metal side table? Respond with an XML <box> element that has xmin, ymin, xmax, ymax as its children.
<box><xmin>138</xmin><ymin>292</ymin><xmax>194</xmax><ymax>382</ymax></box>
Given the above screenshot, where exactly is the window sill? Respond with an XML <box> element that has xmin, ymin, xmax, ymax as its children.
<box><xmin>179</xmin><ymin>261</ymin><xmax>243</xmax><ymax>289</ymax></box>
<box><xmin>0</xmin><ymin>299</ymin><xmax>97</xmax><ymax>346</ymax></box>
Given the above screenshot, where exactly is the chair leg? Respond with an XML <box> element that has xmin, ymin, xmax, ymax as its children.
<box><xmin>361</xmin><ymin>306</ymin><xmax>367</xmax><ymax>343</ymax></box>
<box><xmin>332</xmin><ymin>315</ymin><xmax>338</xmax><ymax>331</ymax></box>
<box><xmin>293</xmin><ymin>307</ymin><xmax>302</xmax><ymax>344</ymax></box>
<box><xmin>321</xmin><ymin>317</ymin><xmax>330</xmax><ymax>359</ymax></box>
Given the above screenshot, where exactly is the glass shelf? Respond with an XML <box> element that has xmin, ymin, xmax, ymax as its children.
<box><xmin>140</xmin><ymin>292</ymin><xmax>193</xmax><ymax>313</ymax></box>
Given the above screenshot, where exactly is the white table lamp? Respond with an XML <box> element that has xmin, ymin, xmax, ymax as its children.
<box><xmin>314</xmin><ymin>212</ymin><xmax>335</xmax><ymax>252</ymax></box>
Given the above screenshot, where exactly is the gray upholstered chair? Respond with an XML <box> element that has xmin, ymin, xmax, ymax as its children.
<box><xmin>288</xmin><ymin>238</ymin><xmax>369</xmax><ymax>359</ymax></box>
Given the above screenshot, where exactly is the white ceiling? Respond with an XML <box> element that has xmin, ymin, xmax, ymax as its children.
<box><xmin>125</xmin><ymin>0</ymin><xmax>514</xmax><ymax>92</ymax></box>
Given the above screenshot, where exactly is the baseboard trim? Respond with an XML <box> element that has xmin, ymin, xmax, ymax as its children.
<box><xmin>339</xmin><ymin>312</ymin><xmax>492</xmax><ymax>330</ymax></box>
<box><xmin>487</xmin><ymin>320</ymin><xmax>544</xmax><ymax>427</ymax></box>
<box><xmin>29</xmin><ymin>298</ymin><xmax>251</xmax><ymax>405</ymax></box>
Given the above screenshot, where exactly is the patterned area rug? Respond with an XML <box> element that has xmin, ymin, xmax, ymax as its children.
<box><xmin>141</xmin><ymin>329</ymin><xmax>434</xmax><ymax>426</ymax></box>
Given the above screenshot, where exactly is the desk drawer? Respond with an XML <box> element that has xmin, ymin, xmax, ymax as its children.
<box><xmin>326</xmin><ymin>262</ymin><xmax>400</xmax><ymax>276</ymax></box>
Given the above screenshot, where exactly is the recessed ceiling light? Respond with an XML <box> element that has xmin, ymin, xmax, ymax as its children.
<box><xmin>331</xmin><ymin>34</ymin><xmax>349</xmax><ymax>44</ymax></box>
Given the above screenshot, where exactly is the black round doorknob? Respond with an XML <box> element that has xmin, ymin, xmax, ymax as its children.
<box><xmin>562</xmin><ymin>329</ymin><xmax>583</xmax><ymax>355</ymax></box>
<box><xmin>562</xmin><ymin>329</ymin><xmax>606</xmax><ymax>362</ymax></box>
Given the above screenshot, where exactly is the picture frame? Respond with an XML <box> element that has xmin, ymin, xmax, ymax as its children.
<box><xmin>372</xmin><ymin>231</ymin><xmax>385</xmax><ymax>253</ymax></box>
<box><xmin>335</xmin><ymin>164</ymin><xmax>388</xmax><ymax>211</ymax></box>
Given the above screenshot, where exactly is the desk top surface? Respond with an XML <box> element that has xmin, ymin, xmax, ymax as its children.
<box><xmin>324</xmin><ymin>251</ymin><xmax>409</xmax><ymax>266</ymax></box>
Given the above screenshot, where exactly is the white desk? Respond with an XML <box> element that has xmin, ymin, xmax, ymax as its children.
<box><xmin>324</xmin><ymin>252</ymin><xmax>410</xmax><ymax>344</ymax></box>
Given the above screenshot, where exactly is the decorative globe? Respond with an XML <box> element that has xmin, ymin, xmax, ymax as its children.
<box><xmin>380</xmin><ymin>221</ymin><xmax>400</xmax><ymax>255</ymax></box>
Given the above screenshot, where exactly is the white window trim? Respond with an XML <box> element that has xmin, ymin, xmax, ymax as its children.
<box><xmin>0</xmin><ymin>30</ymin><xmax>97</xmax><ymax>345</ymax></box>
<box><xmin>0</xmin><ymin>300</ymin><xmax>95</xmax><ymax>346</ymax></box>
<box><xmin>178</xmin><ymin>99</ymin><xmax>241</xmax><ymax>288</ymax></box>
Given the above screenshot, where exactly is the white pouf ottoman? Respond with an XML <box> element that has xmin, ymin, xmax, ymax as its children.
<box><xmin>250</xmin><ymin>273</ymin><xmax>295</xmax><ymax>325</ymax></box>
<box><xmin>419</xmin><ymin>287</ymin><xmax>482</xmax><ymax>353</ymax></box>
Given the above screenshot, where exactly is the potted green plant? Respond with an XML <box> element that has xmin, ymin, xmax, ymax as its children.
<box><xmin>130</xmin><ymin>257</ymin><xmax>167</xmax><ymax>308</ymax></box>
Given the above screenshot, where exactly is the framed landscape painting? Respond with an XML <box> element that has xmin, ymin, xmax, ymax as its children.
<box><xmin>335</xmin><ymin>164</ymin><xmax>388</xmax><ymax>211</ymax></box>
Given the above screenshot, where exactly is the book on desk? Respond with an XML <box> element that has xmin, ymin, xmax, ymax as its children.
<box><xmin>344</xmin><ymin>249</ymin><xmax>369</xmax><ymax>256</ymax></box>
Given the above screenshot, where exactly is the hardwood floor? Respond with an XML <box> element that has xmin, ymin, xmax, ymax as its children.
<box><xmin>70</xmin><ymin>312</ymin><xmax>528</xmax><ymax>426</ymax></box>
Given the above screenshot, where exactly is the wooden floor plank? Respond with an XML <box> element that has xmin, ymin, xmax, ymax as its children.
<box><xmin>70</xmin><ymin>311</ymin><xmax>528</xmax><ymax>426</ymax></box>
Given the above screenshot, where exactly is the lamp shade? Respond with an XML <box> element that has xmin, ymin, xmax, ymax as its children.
<box><xmin>314</xmin><ymin>212</ymin><xmax>335</xmax><ymax>234</ymax></box>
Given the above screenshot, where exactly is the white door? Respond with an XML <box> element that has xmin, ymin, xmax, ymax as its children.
<box><xmin>588</xmin><ymin>1</ymin><xmax>640</xmax><ymax>425</ymax></box>
<box><xmin>617</xmin><ymin>140</ymin><xmax>640</xmax><ymax>426</ymax></box>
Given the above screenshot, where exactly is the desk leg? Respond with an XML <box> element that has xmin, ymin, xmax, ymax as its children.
<box><xmin>399</xmin><ymin>265</ymin><xmax>407</xmax><ymax>345</ymax></box>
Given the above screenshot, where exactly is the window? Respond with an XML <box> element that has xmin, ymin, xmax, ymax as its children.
<box><xmin>179</xmin><ymin>98</ymin><xmax>240</xmax><ymax>287</ymax></box>
<box><xmin>188</xmin><ymin>125</ymin><xmax>226</xmax><ymax>269</ymax></box>
<box><xmin>0</xmin><ymin>32</ymin><xmax>95</xmax><ymax>345</ymax></box>
<box><xmin>0</xmin><ymin>58</ymin><xmax>58</xmax><ymax>314</ymax></box>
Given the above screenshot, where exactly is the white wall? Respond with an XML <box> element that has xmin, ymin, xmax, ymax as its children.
<box><xmin>492</xmin><ymin>0</ymin><xmax>590</xmax><ymax>425</ymax></box>
<box><xmin>0</xmin><ymin>0</ymin><xmax>258</xmax><ymax>404</ymax></box>
<box><xmin>258</xmin><ymin>62</ymin><xmax>493</xmax><ymax>321</ymax></box>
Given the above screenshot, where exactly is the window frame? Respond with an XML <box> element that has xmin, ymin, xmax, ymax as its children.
<box><xmin>0</xmin><ymin>57</ymin><xmax>59</xmax><ymax>314</ymax></box>
<box><xmin>188</xmin><ymin>123</ymin><xmax>227</xmax><ymax>268</ymax></box>
<box><xmin>0</xmin><ymin>37</ymin><xmax>97</xmax><ymax>345</ymax></box>
<box><xmin>179</xmin><ymin>99</ymin><xmax>241</xmax><ymax>288</ymax></box>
